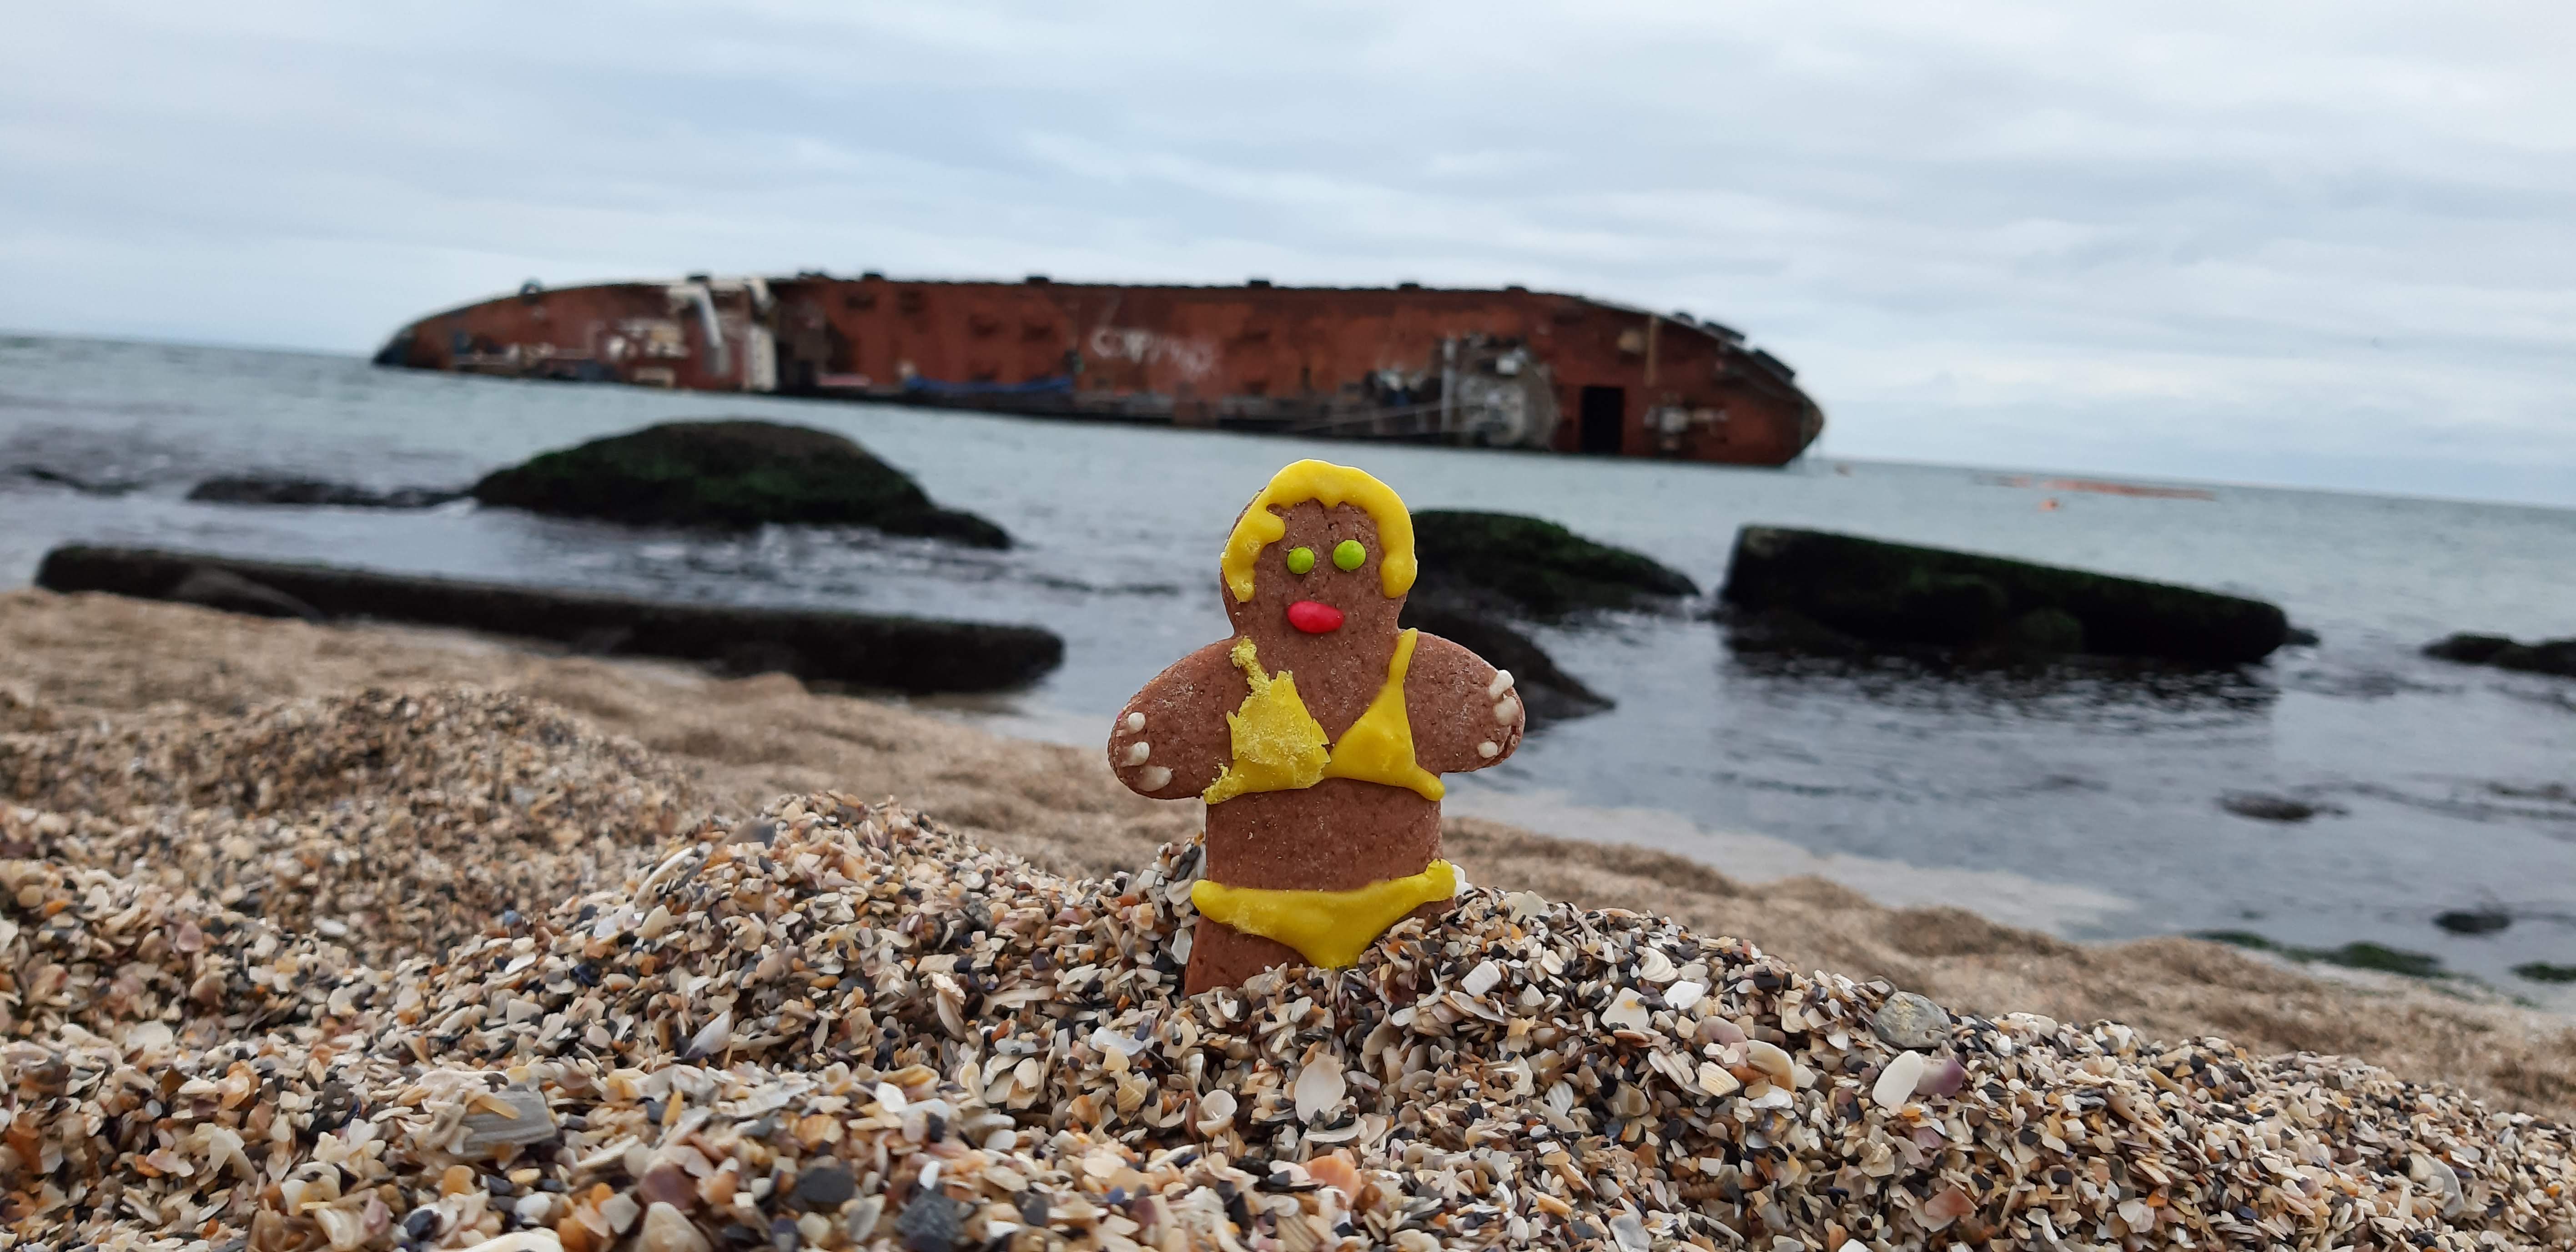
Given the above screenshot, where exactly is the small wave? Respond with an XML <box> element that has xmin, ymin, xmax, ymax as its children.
<box><xmin>1724</xmin><ymin>651</ymin><xmax>2277</xmax><ymax>726</ymax></box>
<box><xmin>1027</xmin><ymin>574</ymin><xmax>1183</xmax><ymax>596</ymax></box>
<box><xmin>1442</xmin><ymin>784</ymin><xmax>2134</xmax><ymax>936</ymax></box>
<box><xmin>0</xmin><ymin>422</ymin><xmax>205</xmax><ymax>492</ymax></box>
<box><xmin>0</xmin><ymin>390</ymin><xmax>197</xmax><ymax>419</ymax></box>
<box><xmin>2326</xmin><ymin>780</ymin><xmax>2576</xmax><ymax>831</ymax></box>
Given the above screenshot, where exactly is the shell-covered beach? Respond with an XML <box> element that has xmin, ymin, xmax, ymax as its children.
<box><xmin>4</xmin><ymin>589</ymin><xmax>2572</xmax><ymax>1250</ymax></box>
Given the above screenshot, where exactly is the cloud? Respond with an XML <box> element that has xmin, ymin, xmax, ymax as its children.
<box><xmin>2</xmin><ymin>0</ymin><xmax>2571</xmax><ymax>503</ymax></box>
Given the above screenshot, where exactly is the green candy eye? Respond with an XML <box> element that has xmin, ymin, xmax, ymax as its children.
<box><xmin>1332</xmin><ymin>540</ymin><xmax>1367</xmax><ymax>572</ymax></box>
<box><xmin>1285</xmin><ymin>546</ymin><xmax>1316</xmax><ymax>575</ymax></box>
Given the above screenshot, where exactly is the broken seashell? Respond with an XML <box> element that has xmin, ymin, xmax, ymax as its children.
<box><xmin>1602</xmin><ymin>988</ymin><xmax>1653</xmax><ymax>1032</ymax></box>
<box><xmin>1293</xmin><ymin>1058</ymin><xmax>1348</xmax><ymax>1122</ymax></box>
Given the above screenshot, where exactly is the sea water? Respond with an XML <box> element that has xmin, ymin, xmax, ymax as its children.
<box><xmin>5</xmin><ymin>334</ymin><xmax>2571</xmax><ymax>996</ymax></box>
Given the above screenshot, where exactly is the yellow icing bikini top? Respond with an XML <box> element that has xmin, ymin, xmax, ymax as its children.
<box><xmin>1201</xmin><ymin>631</ymin><xmax>1445</xmax><ymax>804</ymax></box>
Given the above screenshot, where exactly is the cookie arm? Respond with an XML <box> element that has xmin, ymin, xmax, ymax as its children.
<box><xmin>1107</xmin><ymin>640</ymin><xmax>1244</xmax><ymax>799</ymax></box>
<box><xmin>1403</xmin><ymin>631</ymin><xmax>1526</xmax><ymax>775</ymax></box>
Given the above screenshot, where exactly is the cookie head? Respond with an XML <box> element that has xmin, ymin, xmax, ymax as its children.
<box><xmin>1219</xmin><ymin>460</ymin><xmax>1414</xmax><ymax>645</ymax></box>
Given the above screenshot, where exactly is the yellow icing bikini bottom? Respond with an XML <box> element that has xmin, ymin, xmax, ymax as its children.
<box><xmin>1190</xmin><ymin>860</ymin><xmax>1458</xmax><ymax>968</ymax></box>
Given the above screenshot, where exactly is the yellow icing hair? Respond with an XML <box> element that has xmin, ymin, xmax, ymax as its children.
<box><xmin>1222</xmin><ymin>460</ymin><xmax>1416</xmax><ymax>602</ymax></box>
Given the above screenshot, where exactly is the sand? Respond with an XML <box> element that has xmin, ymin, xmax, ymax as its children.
<box><xmin>3</xmin><ymin>584</ymin><xmax>2570</xmax><ymax>1135</ymax></box>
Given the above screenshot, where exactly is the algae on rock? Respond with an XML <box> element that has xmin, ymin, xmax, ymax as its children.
<box><xmin>472</xmin><ymin>419</ymin><xmax>1009</xmax><ymax>547</ymax></box>
<box><xmin>1720</xmin><ymin>525</ymin><xmax>2289</xmax><ymax>667</ymax></box>
<box><xmin>1409</xmin><ymin>510</ymin><xmax>1698</xmax><ymax>619</ymax></box>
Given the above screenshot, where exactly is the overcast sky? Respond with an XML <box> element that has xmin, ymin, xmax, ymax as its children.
<box><xmin>5</xmin><ymin>2</ymin><xmax>2571</xmax><ymax>504</ymax></box>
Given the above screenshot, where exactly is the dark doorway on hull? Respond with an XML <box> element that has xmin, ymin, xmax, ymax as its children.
<box><xmin>1579</xmin><ymin>386</ymin><xmax>1626</xmax><ymax>454</ymax></box>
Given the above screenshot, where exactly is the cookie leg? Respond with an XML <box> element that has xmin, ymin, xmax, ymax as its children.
<box><xmin>1182</xmin><ymin>899</ymin><xmax>1458</xmax><ymax>995</ymax></box>
<box><xmin>1185</xmin><ymin>917</ymin><xmax>1301</xmax><ymax>995</ymax></box>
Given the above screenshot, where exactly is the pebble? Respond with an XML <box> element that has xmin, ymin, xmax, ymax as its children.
<box><xmin>1872</xmin><ymin>988</ymin><xmax>1952</xmax><ymax>1050</ymax></box>
<box><xmin>891</xmin><ymin>1191</ymin><xmax>967</xmax><ymax>1252</ymax></box>
<box><xmin>0</xmin><ymin>685</ymin><xmax>2569</xmax><ymax>1252</ymax></box>
<box><xmin>1871</xmin><ymin>1050</ymin><xmax>1927</xmax><ymax>1108</ymax></box>
<box><xmin>789</xmin><ymin>1165</ymin><xmax>856</xmax><ymax>1211</ymax></box>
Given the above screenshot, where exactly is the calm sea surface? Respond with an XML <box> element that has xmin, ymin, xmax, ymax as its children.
<box><xmin>5</xmin><ymin>335</ymin><xmax>2572</xmax><ymax>996</ymax></box>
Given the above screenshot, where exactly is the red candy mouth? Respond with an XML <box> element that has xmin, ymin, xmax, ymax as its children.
<box><xmin>1286</xmin><ymin>600</ymin><xmax>1345</xmax><ymax>634</ymax></box>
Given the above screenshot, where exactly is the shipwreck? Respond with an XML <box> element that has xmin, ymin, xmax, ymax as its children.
<box><xmin>375</xmin><ymin>273</ymin><xmax>1826</xmax><ymax>466</ymax></box>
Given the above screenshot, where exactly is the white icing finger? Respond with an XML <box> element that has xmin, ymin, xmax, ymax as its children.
<box><xmin>1123</xmin><ymin>740</ymin><xmax>1152</xmax><ymax>766</ymax></box>
<box><xmin>1122</xmin><ymin>711</ymin><xmax>1146</xmax><ymax>733</ymax></box>
<box><xmin>1137</xmin><ymin>765</ymin><xmax>1172</xmax><ymax>790</ymax></box>
<box><xmin>1487</xmin><ymin>670</ymin><xmax>1515</xmax><ymax>698</ymax></box>
<box><xmin>1492</xmin><ymin>696</ymin><xmax>1518</xmax><ymax>724</ymax></box>
<box><xmin>1477</xmin><ymin>740</ymin><xmax>1499</xmax><ymax>759</ymax></box>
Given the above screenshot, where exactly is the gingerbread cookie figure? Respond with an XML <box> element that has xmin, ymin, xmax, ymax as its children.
<box><xmin>1108</xmin><ymin>459</ymin><xmax>1526</xmax><ymax>992</ymax></box>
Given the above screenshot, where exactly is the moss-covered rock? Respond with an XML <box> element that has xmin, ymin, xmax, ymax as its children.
<box><xmin>1720</xmin><ymin>526</ymin><xmax>2287</xmax><ymax>666</ymax></box>
<box><xmin>472</xmin><ymin>420</ymin><xmax>1008</xmax><ymax>547</ymax></box>
<box><xmin>1409</xmin><ymin>510</ymin><xmax>1697</xmax><ymax>618</ymax></box>
<box><xmin>2424</xmin><ymin>633</ymin><xmax>2576</xmax><ymax>678</ymax></box>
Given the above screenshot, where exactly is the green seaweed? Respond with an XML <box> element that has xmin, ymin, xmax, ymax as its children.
<box><xmin>2512</xmin><ymin>961</ymin><xmax>2576</xmax><ymax>984</ymax></box>
<box><xmin>2197</xmin><ymin>929</ymin><xmax>2281</xmax><ymax>952</ymax></box>
<box><xmin>2195</xmin><ymin>931</ymin><xmax>2449</xmax><ymax>980</ymax></box>
<box><xmin>2327</xmin><ymin>942</ymin><xmax>2445</xmax><ymax>979</ymax></box>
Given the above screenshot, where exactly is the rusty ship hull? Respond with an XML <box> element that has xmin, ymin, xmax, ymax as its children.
<box><xmin>374</xmin><ymin>274</ymin><xmax>1825</xmax><ymax>465</ymax></box>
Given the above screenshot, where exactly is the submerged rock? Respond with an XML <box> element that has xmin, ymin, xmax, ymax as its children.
<box><xmin>187</xmin><ymin>475</ymin><xmax>465</xmax><ymax>509</ymax></box>
<box><xmin>2433</xmin><ymin>907</ymin><xmax>2511</xmax><ymax>936</ymax></box>
<box><xmin>1383</xmin><ymin>510</ymin><xmax>1690</xmax><ymax>726</ymax></box>
<box><xmin>5</xmin><ymin>465</ymin><xmax>141</xmax><ymax>496</ymax></box>
<box><xmin>1720</xmin><ymin>526</ymin><xmax>2289</xmax><ymax>667</ymax></box>
<box><xmin>2220</xmin><ymin>792</ymin><xmax>2345</xmax><ymax>823</ymax></box>
<box><xmin>2424</xmin><ymin>632</ymin><xmax>2576</xmax><ymax>679</ymax></box>
<box><xmin>1398</xmin><ymin>599</ymin><xmax>1611</xmax><ymax>725</ymax></box>
<box><xmin>1409</xmin><ymin>510</ymin><xmax>1697</xmax><ymax>618</ymax></box>
<box><xmin>471</xmin><ymin>419</ymin><xmax>1009</xmax><ymax>547</ymax></box>
<box><xmin>34</xmin><ymin>545</ymin><xmax>1060</xmax><ymax>694</ymax></box>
